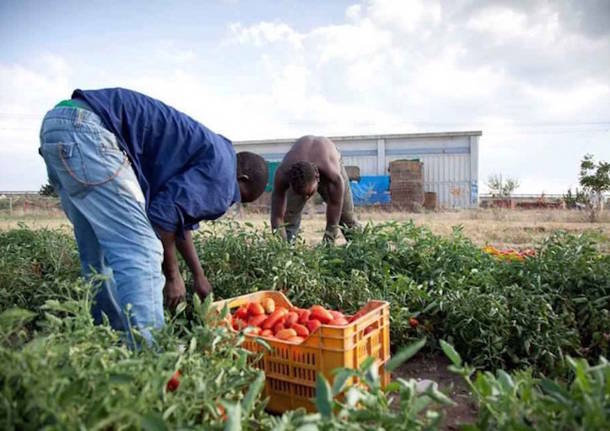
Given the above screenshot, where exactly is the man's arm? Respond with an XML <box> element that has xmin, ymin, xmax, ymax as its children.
<box><xmin>157</xmin><ymin>229</ymin><xmax>186</xmax><ymax>309</ymax></box>
<box><xmin>323</xmin><ymin>173</ymin><xmax>344</xmax><ymax>243</ymax></box>
<box><xmin>175</xmin><ymin>230</ymin><xmax>212</xmax><ymax>300</ymax></box>
<box><xmin>270</xmin><ymin>170</ymin><xmax>288</xmax><ymax>239</ymax></box>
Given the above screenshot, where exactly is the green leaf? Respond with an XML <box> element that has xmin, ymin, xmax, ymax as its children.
<box><xmin>0</xmin><ymin>307</ymin><xmax>36</xmax><ymax>329</ymax></box>
<box><xmin>497</xmin><ymin>370</ymin><xmax>514</xmax><ymax>391</ymax></box>
<box><xmin>385</xmin><ymin>338</ymin><xmax>427</xmax><ymax>372</ymax></box>
<box><xmin>254</xmin><ymin>337</ymin><xmax>271</xmax><ymax>352</ymax></box>
<box><xmin>140</xmin><ymin>413</ymin><xmax>167</xmax><ymax>431</ymax></box>
<box><xmin>424</xmin><ymin>386</ymin><xmax>456</xmax><ymax>406</ymax></box>
<box><xmin>223</xmin><ymin>402</ymin><xmax>242</xmax><ymax>431</ymax></box>
<box><xmin>175</xmin><ymin>301</ymin><xmax>186</xmax><ymax>315</ymax></box>
<box><xmin>540</xmin><ymin>379</ymin><xmax>570</xmax><ymax>406</ymax></box>
<box><xmin>242</xmin><ymin>371</ymin><xmax>265</xmax><ymax>416</ymax></box>
<box><xmin>364</xmin><ymin>362</ymin><xmax>380</xmax><ymax>389</ymax></box>
<box><xmin>202</xmin><ymin>293</ymin><xmax>213</xmax><ymax>317</ymax></box>
<box><xmin>236</xmin><ymin>349</ymin><xmax>247</xmax><ymax>369</ymax></box>
<box><xmin>359</xmin><ymin>356</ymin><xmax>376</xmax><ymax>373</ymax></box>
<box><xmin>440</xmin><ymin>340</ymin><xmax>462</xmax><ymax>366</ymax></box>
<box><xmin>315</xmin><ymin>374</ymin><xmax>333</xmax><ymax>419</ymax></box>
<box><xmin>332</xmin><ymin>369</ymin><xmax>354</xmax><ymax>396</ymax></box>
<box><xmin>189</xmin><ymin>336</ymin><xmax>197</xmax><ymax>354</ymax></box>
<box><xmin>385</xmin><ymin>382</ymin><xmax>401</xmax><ymax>392</ymax></box>
<box><xmin>108</xmin><ymin>373</ymin><xmax>132</xmax><ymax>384</ymax></box>
<box><xmin>162</xmin><ymin>404</ymin><xmax>178</xmax><ymax>420</ymax></box>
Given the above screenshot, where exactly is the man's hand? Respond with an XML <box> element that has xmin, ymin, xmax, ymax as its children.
<box><xmin>164</xmin><ymin>273</ymin><xmax>186</xmax><ymax>310</ymax></box>
<box><xmin>322</xmin><ymin>224</ymin><xmax>340</xmax><ymax>244</ymax></box>
<box><xmin>193</xmin><ymin>273</ymin><xmax>212</xmax><ymax>300</ymax></box>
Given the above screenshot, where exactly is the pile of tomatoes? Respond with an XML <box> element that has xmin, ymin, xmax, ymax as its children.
<box><xmin>228</xmin><ymin>298</ymin><xmax>364</xmax><ymax>344</ymax></box>
<box><xmin>483</xmin><ymin>245</ymin><xmax>536</xmax><ymax>262</ymax></box>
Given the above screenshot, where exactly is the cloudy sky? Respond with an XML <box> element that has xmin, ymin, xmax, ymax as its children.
<box><xmin>1</xmin><ymin>0</ymin><xmax>608</xmax><ymax>193</ymax></box>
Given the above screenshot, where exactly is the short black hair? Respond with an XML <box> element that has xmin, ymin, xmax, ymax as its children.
<box><xmin>236</xmin><ymin>152</ymin><xmax>268</xmax><ymax>202</ymax></box>
<box><xmin>288</xmin><ymin>161</ymin><xmax>318</xmax><ymax>194</ymax></box>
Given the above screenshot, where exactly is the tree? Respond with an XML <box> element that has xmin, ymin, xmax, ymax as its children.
<box><xmin>486</xmin><ymin>174</ymin><xmax>520</xmax><ymax>198</ymax></box>
<box><xmin>39</xmin><ymin>181</ymin><xmax>58</xmax><ymax>197</ymax></box>
<box><xmin>563</xmin><ymin>187</ymin><xmax>588</xmax><ymax>209</ymax></box>
<box><xmin>579</xmin><ymin>154</ymin><xmax>610</xmax><ymax>219</ymax></box>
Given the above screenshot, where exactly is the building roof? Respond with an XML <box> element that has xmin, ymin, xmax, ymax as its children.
<box><xmin>234</xmin><ymin>130</ymin><xmax>482</xmax><ymax>145</ymax></box>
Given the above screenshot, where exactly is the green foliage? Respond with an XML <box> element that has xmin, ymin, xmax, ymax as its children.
<box><xmin>38</xmin><ymin>181</ymin><xmax>58</xmax><ymax>197</ymax></box>
<box><xmin>449</xmin><ymin>346</ymin><xmax>610</xmax><ymax>431</ymax></box>
<box><xmin>0</xmin><ymin>287</ymin><xmax>270</xmax><ymax>430</ymax></box>
<box><xmin>486</xmin><ymin>174</ymin><xmax>520</xmax><ymax>198</ymax></box>
<box><xmin>1</xmin><ymin>223</ymin><xmax>609</xmax><ymax>429</ymax></box>
<box><xmin>580</xmin><ymin>154</ymin><xmax>610</xmax><ymax>195</ymax></box>
<box><xmin>191</xmin><ymin>221</ymin><xmax>608</xmax><ymax>373</ymax></box>
<box><xmin>563</xmin><ymin>187</ymin><xmax>589</xmax><ymax>209</ymax></box>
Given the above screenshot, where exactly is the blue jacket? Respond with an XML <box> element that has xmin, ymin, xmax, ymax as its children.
<box><xmin>73</xmin><ymin>88</ymin><xmax>240</xmax><ymax>234</ymax></box>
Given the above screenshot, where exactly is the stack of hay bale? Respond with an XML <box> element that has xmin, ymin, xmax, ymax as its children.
<box><xmin>424</xmin><ymin>192</ymin><xmax>438</xmax><ymax>211</ymax></box>
<box><xmin>389</xmin><ymin>159</ymin><xmax>424</xmax><ymax>211</ymax></box>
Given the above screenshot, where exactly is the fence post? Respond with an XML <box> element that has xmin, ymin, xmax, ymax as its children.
<box><xmin>9</xmin><ymin>196</ymin><xmax>12</xmax><ymax>216</ymax></box>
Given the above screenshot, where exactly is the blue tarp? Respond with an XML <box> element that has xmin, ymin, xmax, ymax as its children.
<box><xmin>350</xmin><ymin>175</ymin><xmax>390</xmax><ymax>205</ymax></box>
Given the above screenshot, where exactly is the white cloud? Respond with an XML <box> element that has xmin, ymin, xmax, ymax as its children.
<box><xmin>467</xmin><ymin>7</ymin><xmax>530</xmax><ymax>40</ymax></box>
<box><xmin>2</xmin><ymin>0</ymin><xmax>609</xmax><ymax>192</ymax></box>
<box><xmin>228</xmin><ymin>21</ymin><xmax>303</xmax><ymax>49</ymax></box>
<box><xmin>365</xmin><ymin>0</ymin><xmax>442</xmax><ymax>33</ymax></box>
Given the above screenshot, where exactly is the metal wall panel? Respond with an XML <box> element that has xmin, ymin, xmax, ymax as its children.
<box><xmin>233</xmin><ymin>132</ymin><xmax>481</xmax><ymax>208</ymax></box>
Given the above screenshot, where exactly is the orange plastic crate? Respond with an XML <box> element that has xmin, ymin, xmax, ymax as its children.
<box><xmin>212</xmin><ymin>291</ymin><xmax>391</xmax><ymax>413</ymax></box>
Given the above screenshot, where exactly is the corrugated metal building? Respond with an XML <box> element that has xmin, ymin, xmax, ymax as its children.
<box><xmin>234</xmin><ymin>131</ymin><xmax>482</xmax><ymax>209</ymax></box>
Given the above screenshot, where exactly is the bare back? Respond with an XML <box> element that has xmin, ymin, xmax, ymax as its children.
<box><xmin>278</xmin><ymin>135</ymin><xmax>341</xmax><ymax>184</ymax></box>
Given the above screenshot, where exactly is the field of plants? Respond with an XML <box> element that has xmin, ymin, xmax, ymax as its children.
<box><xmin>1</xmin><ymin>221</ymin><xmax>609</xmax><ymax>430</ymax></box>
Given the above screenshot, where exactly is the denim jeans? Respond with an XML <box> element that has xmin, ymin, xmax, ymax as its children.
<box><xmin>39</xmin><ymin>106</ymin><xmax>164</xmax><ymax>344</ymax></box>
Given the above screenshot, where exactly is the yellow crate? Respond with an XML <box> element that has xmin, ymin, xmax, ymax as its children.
<box><xmin>212</xmin><ymin>290</ymin><xmax>391</xmax><ymax>413</ymax></box>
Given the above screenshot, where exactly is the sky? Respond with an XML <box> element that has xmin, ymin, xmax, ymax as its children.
<box><xmin>0</xmin><ymin>0</ymin><xmax>609</xmax><ymax>193</ymax></box>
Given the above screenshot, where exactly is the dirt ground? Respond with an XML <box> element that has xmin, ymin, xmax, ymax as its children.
<box><xmin>2</xmin><ymin>208</ymin><xmax>609</xmax><ymax>250</ymax></box>
<box><xmin>394</xmin><ymin>354</ymin><xmax>478</xmax><ymax>430</ymax></box>
<box><xmin>240</xmin><ymin>207</ymin><xmax>610</xmax><ymax>249</ymax></box>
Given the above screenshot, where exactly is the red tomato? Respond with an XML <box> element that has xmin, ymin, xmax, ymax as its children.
<box><xmin>328</xmin><ymin>317</ymin><xmax>349</xmax><ymax>326</ymax></box>
<box><xmin>247</xmin><ymin>302</ymin><xmax>265</xmax><ymax>316</ymax></box>
<box><xmin>276</xmin><ymin>328</ymin><xmax>297</xmax><ymax>340</ymax></box>
<box><xmin>273</xmin><ymin>320</ymin><xmax>286</xmax><ymax>334</ymax></box>
<box><xmin>330</xmin><ymin>310</ymin><xmax>345</xmax><ymax>320</ymax></box>
<box><xmin>306</xmin><ymin>319</ymin><xmax>322</xmax><ymax>334</ymax></box>
<box><xmin>292</xmin><ymin>323</ymin><xmax>310</xmax><ymax>337</ymax></box>
<box><xmin>248</xmin><ymin>314</ymin><xmax>268</xmax><ymax>327</ymax></box>
<box><xmin>166</xmin><ymin>370</ymin><xmax>181</xmax><ymax>392</ymax></box>
<box><xmin>232</xmin><ymin>318</ymin><xmax>247</xmax><ymax>331</ymax></box>
<box><xmin>262</xmin><ymin>298</ymin><xmax>275</xmax><ymax>314</ymax></box>
<box><xmin>349</xmin><ymin>309</ymin><xmax>366</xmax><ymax>323</ymax></box>
<box><xmin>234</xmin><ymin>306</ymin><xmax>248</xmax><ymax>320</ymax></box>
<box><xmin>310</xmin><ymin>305</ymin><xmax>333</xmax><ymax>324</ymax></box>
<box><xmin>409</xmin><ymin>317</ymin><xmax>419</xmax><ymax>328</ymax></box>
<box><xmin>216</xmin><ymin>403</ymin><xmax>227</xmax><ymax>421</ymax></box>
<box><xmin>262</xmin><ymin>308</ymin><xmax>288</xmax><ymax>330</ymax></box>
<box><xmin>285</xmin><ymin>311</ymin><xmax>299</xmax><ymax>327</ymax></box>
<box><xmin>298</xmin><ymin>310</ymin><xmax>311</xmax><ymax>324</ymax></box>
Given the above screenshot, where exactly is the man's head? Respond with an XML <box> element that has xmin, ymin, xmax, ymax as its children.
<box><xmin>288</xmin><ymin>161</ymin><xmax>319</xmax><ymax>198</ymax></box>
<box><xmin>236</xmin><ymin>152</ymin><xmax>268</xmax><ymax>203</ymax></box>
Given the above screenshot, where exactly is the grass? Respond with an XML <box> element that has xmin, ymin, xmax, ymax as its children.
<box><xmin>1</xmin><ymin>207</ymin><xmax>609</xmax><ymax>251</ymax></box>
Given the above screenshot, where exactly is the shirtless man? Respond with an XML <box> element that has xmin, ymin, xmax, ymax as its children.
<box><xmin>270</xmin><ymin>135</ymin><xmax>359</xmax><ymax>243</ymax></box>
